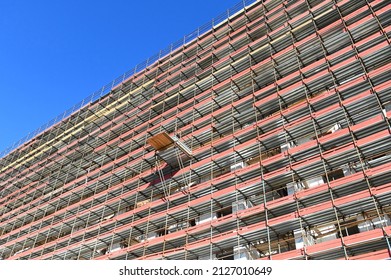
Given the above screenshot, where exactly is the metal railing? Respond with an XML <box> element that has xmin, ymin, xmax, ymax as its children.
<box><xmin>0</xmin><ymin>0</ymin><xmax>257</xmax><ymax>159</ymax></box>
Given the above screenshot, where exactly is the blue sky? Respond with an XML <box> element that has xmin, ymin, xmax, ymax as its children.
<box><xmin>0</xmin><ymin>0</ymin><xmax>241</xmax><ymax>155</ymax></box>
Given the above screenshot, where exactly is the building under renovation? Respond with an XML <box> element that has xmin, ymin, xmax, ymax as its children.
<box><xmin>1</xmin><ymin>0</ymin><xmax>391</xmax><ymax>260</ymax></box>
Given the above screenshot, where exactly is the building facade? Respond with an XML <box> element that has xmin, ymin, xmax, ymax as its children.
<box><xmin>1</xmin><ymin>0</ymin><xmax>391</xmax><ymax>260</ymax></box>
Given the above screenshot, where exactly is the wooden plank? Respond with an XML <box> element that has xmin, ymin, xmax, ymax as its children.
<box><xmin>147</xmin><ymin>132</ymin><xmax>174</xmax><ymax>150</ymax></box>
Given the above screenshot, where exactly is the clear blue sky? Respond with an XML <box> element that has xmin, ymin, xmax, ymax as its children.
<box><xmin>0</xmin><ymin>0</ymin><xmax>241</xmax><ymax>155</ymax></box>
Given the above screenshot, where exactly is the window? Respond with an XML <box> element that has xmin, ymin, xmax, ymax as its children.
<box><xmin>189</xmin><ymin>219</ymin><xmax>196</xmax><ymax>227</ymax></box>
<box><xmin>156</xmin><ymin>228</ymin><xmax>168</xmax><ymax>237</ymax></box>
<box><xmin>337</xmin><ymin>220</ymin><xmax>360</xmax><ymax>238</ymax></box>
<box><xmin>323</xmin><ymin>169</ymin><xmax>344</xmax><ymax>182</ymax></box>
<box><xmin>216</xmin><ymin>206</ymin><xmax>232</xmax><ymax>218</ymax></box>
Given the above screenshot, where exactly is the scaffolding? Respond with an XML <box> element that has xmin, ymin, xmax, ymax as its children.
<box><xmin>0</xmin><ymin>0</ymin><xmax>391</xmax><ymax>260</ymax></box>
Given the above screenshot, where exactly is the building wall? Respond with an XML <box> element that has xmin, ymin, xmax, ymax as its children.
<box><xmin>1</xmin><ymin>0</ymin><xmax>391</xmax><ymax>260</ymax></box>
